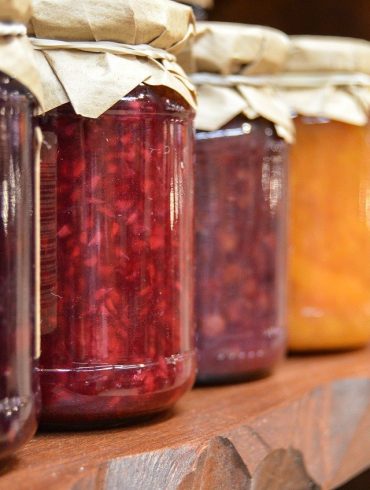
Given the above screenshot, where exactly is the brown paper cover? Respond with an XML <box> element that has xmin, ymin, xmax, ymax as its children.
<box><xmin>0</xmin><ymin>0</ymin><xmax>43</xmax><ymax>104</ymax></box>
<box><xmin>277</xmin><ymin>36</ymin><xmax>370</xmax><ymax>125</ymax></box>
<box><xmin>29</xmin><ymin>0</ymin><xmax>196</xmax><ymax>117</ymax></box>
<box><xmin>191</xmin><ymin>22</ymin><xmax>293</xmax><ymax>142</ymax></box>
<box><xmin>193</xmin><ymin>22</ymin><xmax>290</xmax><ymax>75</ymax></box>
<box><xmin>0</xmin><ymin>0</ymin><xmax>31</xmax><ymax>23</ymax></box>
<box><xmin>285</xmin><ymin>36</ymin><xmax>370</xmax><ymax>75</ymax></box>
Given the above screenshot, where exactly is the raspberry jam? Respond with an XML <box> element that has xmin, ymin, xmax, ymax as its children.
<box><xmin>39</xmin><ymin>85</ymin><xmax>195</xmax><ymax>428</ymax></box>
<box><xmin>195</xmin><ymin>116</ymin><xmax>288</xmax><ymax>383</ymax></box>
<box><xmin>0</xmin><ymin>73</ymin><xmax>38</xmax><ymax>457</ymax></box>
<box><xmin>178</xmin><ymin>2</ymin><xmax>208</xmax><ymax>19</ymax></box>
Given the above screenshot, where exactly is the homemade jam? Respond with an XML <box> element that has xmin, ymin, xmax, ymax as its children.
<box><xmin>196</xmin><ymin>116</ymin><xmax>288</xmax><ymax>382</ymax></box>
<box><xmin>0</xmin><ymin>73</ymin><xmax>38</xmax><ymax>457</ymax></box>
<box><xmin>39</xmin><ymin>85</ymin><xmax>195</xmax><ymax>427</ymax></box>
<box><xmin>288</xmin><ymin>117</ymin><xmax>370</xmax><ymax>350</ymax></box>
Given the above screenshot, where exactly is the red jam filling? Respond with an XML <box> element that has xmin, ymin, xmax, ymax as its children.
<box><xmin>39</xmin><ymin>85</ymin><xmax>195</xmax><ymax>427</ymax></box>
<box><xmin>195</xmin><ymin>117</ymin><xmax>287</xmax><ymax>382</ymax></box>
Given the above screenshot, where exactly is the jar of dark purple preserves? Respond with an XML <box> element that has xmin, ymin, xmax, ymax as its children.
<box><xmin>192</xmin><ymin>22</ymin><xmax>292</xmax><ymax>383</ymax></box>
<box><xmin>0</xmin><ymin>0</ymin><xmax>43</xmax><ymax>458</ymax></box>
<box><xmin>31</xmin><ymin>0</ymin><xmax>197</xmax><ymax>428</ymax></box>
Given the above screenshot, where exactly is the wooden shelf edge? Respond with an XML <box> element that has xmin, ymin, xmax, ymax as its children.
<box><xmin>75</xmin><ymin>377</ymin><xmax>370</xmax><ymax>490</ymax></box>
<box><xmin>1</xmin><ymin>349</ymin><xmax>369</xmax><ymax>489</ymax></box>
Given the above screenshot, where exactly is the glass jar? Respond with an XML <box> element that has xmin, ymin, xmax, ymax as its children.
<box><xmin>39</xmin><ymin>84</ymin><xmax>195</xmax><ymax>428</ymax></box>
<box><xmin>195</xmin><ymin>115</ymin><xmax>288</xmax><ymax>383</ymax></box>
<box><xmin>288</xmin><ymin>117</ymin><xmax>370</xmax><ymax>351</ymax></box>
<box><xmin>0</xmin><ymin>72</ymin><xmax>38</xmax><ymax>458</ymax></box>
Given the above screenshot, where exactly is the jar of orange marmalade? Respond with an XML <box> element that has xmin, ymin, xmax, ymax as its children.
<box><xmin>278</xmin><ymin>36</ymin><xmax>370</xmax><ymax>351</ymax></box>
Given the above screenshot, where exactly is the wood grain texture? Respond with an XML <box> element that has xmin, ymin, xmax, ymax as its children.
<box><xmin>0</xmin><ymin>348</ymin><xmax>370</xmax><ymax>490</ymax></box>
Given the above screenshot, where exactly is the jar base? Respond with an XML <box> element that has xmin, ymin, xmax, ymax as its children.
<box><xmin>40</xmin><ymin>407</ymin><xmax>175</xmax><ymax>432</ymax></box>
<box><xmin>0</xmin><ymin>396</ymin><xmax>38</xmax><ymax>460</ymax></box>
<box><xmin>196</xmin><ymin>344</ymin><xmax>285</xmax><ymax>386</ymax></box>
<box><xmin>288</xmin><ymin>343</ymin><xmax>370</xmax><ymax>354</ymax></box>
<box><xmin>38</xmin><ymin>352</ymin><xmax>195</xmax><ymax>430</ymax></box>
<box><xmin>196</xmin><ymin>367</ymin><xmax>274</xmax><ymax>386</ymax></box>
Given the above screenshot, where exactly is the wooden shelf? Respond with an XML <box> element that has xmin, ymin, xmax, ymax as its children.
<box><xmin>1</xmin><ymin>347</ymin><xmax>370</xmax><ymax>489</ymax></box>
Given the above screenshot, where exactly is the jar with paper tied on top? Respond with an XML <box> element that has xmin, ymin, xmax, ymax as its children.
<box><xmin>29</xmin><ymin>0</ymin><xmax>197</xmax><ymax>429</ymax></box>
<box><xmin>177</xmin><ymin>0</ymin><xmax>213</xmax><ymax>20</ymax></box>
<box><xmin>274</xmin><ymin>36</ymin><xmax>370</xmax><ymax>351</ymax></box>
<box><xmin>190</xmin><ymin>22</ymin><xmax>293</xmax><ymax>383</ymax></box>
<box><xmin>0</xmin><ymin>0</ymin><xmax>43</xmax><ymax>458</ymax></box>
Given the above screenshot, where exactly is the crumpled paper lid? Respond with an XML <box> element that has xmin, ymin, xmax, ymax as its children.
<box><xmin>29</xmin><ymin>0</ymin><xmax>196</xmax><ymax>117</ymax></box>
<box><xmin>0</xmin><ymin>0</ymin><xmax>32</xmax><ymax>23</ymax></box>
<box><xmin>0</xmin><ymin>0</ymin><xmax>43</xmax><ymax>105</ymax></box>
<box><xmin>285</xmin><ymin>35</ymin><xmax>370</xmax><ymax>74</ymax></box>
<box><xmin>193</xmin><ymin>22</ymin><xmax>290</xmax><ymax>75</ymax></box>
<box><xmin>190</xmin><ymin>22</ymin><xmax>293</xmax><ymax>142</ymax></box>
<box><xmin>29</xmin><ymin>0</ymin><xmax>194</xmax><ymax>55</ymax></box>
<box><xmin>276</xmin><ymin>35</ymin><xmax>370</xmax><ymax>125</ymax></box>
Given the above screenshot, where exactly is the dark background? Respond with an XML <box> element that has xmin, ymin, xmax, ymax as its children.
<box><xmin>209</xmin><ymin>0</ymin><xmax>370</xmax><ymax>40</ymax></box>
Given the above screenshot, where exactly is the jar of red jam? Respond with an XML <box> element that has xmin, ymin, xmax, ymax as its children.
<box><xmin>31</xmin><ymin>0</ymin><xmax>196</xmax><ymax>428</ymax></box>
<box><xmin>275</xmin><ymin>36</ymin><xmax>370</xmax><ymax>351</ymax></box>
<box><xmin>0</xmin><ymin>0</ymin><xmax>43</xmax><ymax>458</ymax></box>
<box><xmin>191</xmin><ymin>22</ymin><xmax>293</xmax><ymax>383</ymax></box>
